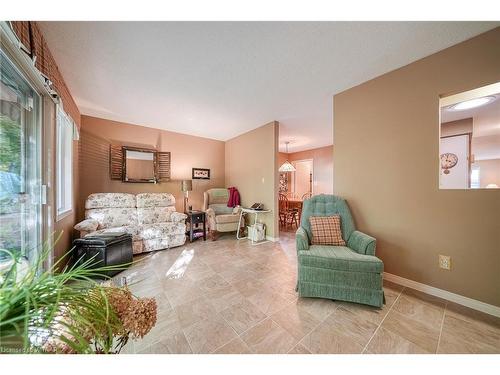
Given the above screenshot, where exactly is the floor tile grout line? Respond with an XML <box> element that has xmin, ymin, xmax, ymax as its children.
<box><xmin>361</xmin><ymin>286</ymin><xmax>404</xmax><ymax>354</ymax></box>
<box><xmin>435</xmin><ymin>300</ymin><xmax>448</xmax><ymax>354</ymax></box>
<box><xmin>209</xmin><ymin>304</ymin><xmax>270</xmax><ymax>354</ymax></box>
<box><xmin>177</xmin><ymin>328</ymin><xmax>196</xmax><ymax>354</ymax></box>
<box><xmin>288</xmin><ymin>302</ymin><xmax>342</xmax><ymax>353</ymax></box>
<box><xmin>208</xmin><ymin>293</ymin><xmax>297</xmax><ymax>354</ymax></box>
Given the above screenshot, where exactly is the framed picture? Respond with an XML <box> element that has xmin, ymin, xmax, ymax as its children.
<box><xmin>192</xmin><ymin>168</ymin><xmax>210</xmax><ymax>180</ymax></box>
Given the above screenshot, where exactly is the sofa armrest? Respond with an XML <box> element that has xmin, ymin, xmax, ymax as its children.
<box><xmin>232</xmin><ymin>205</ymin><xmax>242</xmax><ymax>215</ymax></box>
<box><xmin>348</xmin><ymin>230</ymin><xmax>376</xmax><ymax>256</ymax></box>
<box><xmin>171</xmin><ymin>212</ymin><xmax>187</xmax><ymax>223</ymax></box>
<box><xmin>74</xmin><ymin>218</ymin><xmax>99</xmax><ymax>233</ymax></box>
<box><xmin>296</xmin><ymin>227</ymin><xmax>310</xmax><ymax>251</ymax></box>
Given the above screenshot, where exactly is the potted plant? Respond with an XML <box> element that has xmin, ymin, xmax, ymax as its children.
<box><xmin>0</xmin><ymin>239</ymin><xmax>157</xmax><ymax>354</ymax></box>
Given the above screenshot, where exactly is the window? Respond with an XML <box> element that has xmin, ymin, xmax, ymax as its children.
<box><xmin>471</xmin><ymin>166</ymin><xmax>480</xmax><ymax>189</ymax></box>
<box><xmin>56</xmin><ymin>105</ymin><xmax>73</xmax><ymax>219</ymax></box>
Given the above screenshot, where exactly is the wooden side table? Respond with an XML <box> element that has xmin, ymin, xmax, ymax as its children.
<box><xmin>186</xmin><ymin>210</ymin><xmax>206</xmax><ymax>242</ymax></box>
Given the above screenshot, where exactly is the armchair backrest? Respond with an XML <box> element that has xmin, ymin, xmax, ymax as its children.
<box><xmin>300</xmin><ymin>194</ymin><xmax>356</xmax><ymax>243</ymax></box>
<box><xmin>203</xmin><ymin>188</ymin><xmax>233</xmax><ymax>215</ymax></box>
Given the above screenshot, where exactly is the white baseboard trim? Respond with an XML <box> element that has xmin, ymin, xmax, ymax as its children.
<box><xmin>384</xmin><ymin>272</ymin><xmax>500</xmax><ymax>318</ymax></box>
<box><xmin>266</xmin><ymin>236</ymin><xmax>279</xmax><ymax>242</ymax></box>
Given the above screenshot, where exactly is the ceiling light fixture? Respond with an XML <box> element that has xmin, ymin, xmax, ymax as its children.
<box><xmin>279</xmin><ymin>141</ymin><xmax>296</xmax><ymax>172</ymax></box>
<box><xmin>449</xmin><ymin>96</ymin><xmax>496</xmax><ymax>111</ymax></box>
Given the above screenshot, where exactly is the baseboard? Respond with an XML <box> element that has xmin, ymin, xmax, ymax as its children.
<box><xmin>384</xmin><ymin>272</ymin><xmax>500</xmax><ymax>318</ymax></box>
<box><xmin>266</xmin><ymin>236</ymin><xmax>279</xmax><ymax>242</ymax></box>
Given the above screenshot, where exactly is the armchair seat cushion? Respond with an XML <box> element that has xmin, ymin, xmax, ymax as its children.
<box><xmin>209</xmin><ymin>203</ymin><xmax>234</xmax><ymax>215</ymax></box>
<box><xmin>215</xmin><ymin>213</ymin><xmax>240</xmax><ymax>224</ymax></box>
<box><xmin>298</xmin><ymin>245</ymin><xmax>383</xmax><ymax>274</ymax></box>
<box><xmin>137</xmin><ymin>222</ymin><xmax>186</xmax><ymax>240</ymax></box>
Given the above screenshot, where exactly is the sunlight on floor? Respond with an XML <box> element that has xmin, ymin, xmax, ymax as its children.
<box><xmin>165</xmin><ymin>249</ymin><xmax>194</xmax><ymax>279</ymax></box>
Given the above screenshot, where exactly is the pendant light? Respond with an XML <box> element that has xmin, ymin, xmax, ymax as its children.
<box><xmin>279</xmin><ymin>141</ymin><xmax>296</xmax><ymax>172</ymax></box>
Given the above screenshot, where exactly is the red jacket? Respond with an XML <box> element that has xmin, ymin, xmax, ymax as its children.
<box><xmin>227</xmin><ymin>187</ymin><xmax>240</xmax><ymax>208</ymax></box>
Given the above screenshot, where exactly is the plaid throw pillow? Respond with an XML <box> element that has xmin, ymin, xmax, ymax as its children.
<box><xmin>309</xmin><ymin>215</ymin><xmax>346</xmax><ymax>246</ymax></box>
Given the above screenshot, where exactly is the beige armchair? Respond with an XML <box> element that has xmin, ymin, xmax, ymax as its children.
<box><xmin>203</xmin><ymin>188</ymin><xmax>242</xmax><ymax>240</ymax></box>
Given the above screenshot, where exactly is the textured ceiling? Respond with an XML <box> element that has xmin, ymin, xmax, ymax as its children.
<box><xmin>38</xmin><ymin>22</ymin><xmax>498</xmax><ymax>152</ymax></box>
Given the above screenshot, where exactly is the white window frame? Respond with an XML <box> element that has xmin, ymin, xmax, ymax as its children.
<box><xmin>56</xmin><ymin>105</ymin><xmax>73</xmax><ymax>220</ymax></box>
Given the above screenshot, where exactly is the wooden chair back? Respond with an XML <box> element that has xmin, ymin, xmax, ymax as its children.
<box><xmin>279</xmin><ymin>193</ymin><xmax>289</xmax><ymax>213</ymax></box>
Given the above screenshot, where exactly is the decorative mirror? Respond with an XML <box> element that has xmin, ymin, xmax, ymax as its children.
<box><xmin>109</xmin><ymin>145</ymin><xmax>171</xmax><ymax>183</ymax></box>
<box><xmin>439</xmin><ymin>82</ymin><xmax>500</xmax><ymax>189</ymax></box>
<box><xmin>123</xmin><ymin>147</ymin><xmax>156</xmax><ymax>183</ymax></box>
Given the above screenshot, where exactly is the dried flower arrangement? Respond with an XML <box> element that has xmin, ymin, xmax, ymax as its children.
<box><xmin>0</xmin><ymin>238</ymin><xmax>157</xmax><ymax>354</ymax></box>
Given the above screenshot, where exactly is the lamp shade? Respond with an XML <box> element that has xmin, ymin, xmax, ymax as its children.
<box><xmin>279</xmin><ymin>141</ymin><xmax>296</xmax><ymax>172</ymax></box>
<box><xmin>181</xmin><ymin>179</ymin><xmax>192</xmax><ymax>192</ymax></box>
<box><xmin>279</xmin><ymin>160</ymin><xmax>296</xmax><ymax>172</ymax></box>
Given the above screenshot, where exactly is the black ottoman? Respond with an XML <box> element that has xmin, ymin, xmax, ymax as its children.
<box><xmin>73</xmin><ymin>233</ymin><xmax>133</xmax><ymax>277</ymax></box>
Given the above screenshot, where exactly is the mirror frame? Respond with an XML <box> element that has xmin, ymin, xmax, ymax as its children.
<box><xmin>122</xmin><ymin>146</ymin><xmax>157</xmax><ymax>183</ymax></box>
<box><xmin>439</xmin><ymin>81</ymin><xmax>500</xmax><ymax>190</ymax></box>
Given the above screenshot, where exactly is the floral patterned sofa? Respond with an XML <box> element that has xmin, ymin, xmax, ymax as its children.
<box><xmin>74</xmin><ymin>193</ymin><xmax>187</xmax><ymax>254</ymax></box>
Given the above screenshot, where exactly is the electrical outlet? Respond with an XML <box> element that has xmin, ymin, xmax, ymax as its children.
<box><xmin>439</xmin><ymin>255</ymin><xmax>451</xmax><ymax>270</ymax></box>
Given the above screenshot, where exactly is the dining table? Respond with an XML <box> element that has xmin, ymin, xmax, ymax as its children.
<box><xmin>286</xmin><ymin>198</ymin><xmax>304</xmax><ymax>224</ymax></box>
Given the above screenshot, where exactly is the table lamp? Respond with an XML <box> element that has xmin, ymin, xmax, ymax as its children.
<box><xmin>181</xmin><ymin>180</ymin><xmax>193</xmax><ymax>213</ymax></box>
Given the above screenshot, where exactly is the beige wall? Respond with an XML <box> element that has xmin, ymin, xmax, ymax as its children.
<box><xmin>475</xmin><ymin>159</ymin><xmax>500</xmax><ymax>188</ymax></box>
<box><xmin>79</xmin><ymin>116</ymin><xmax>225</xmax><ymax>217</ymax></box>
<box><xmin>278</xmin><ymin>152</ymin><xmax>288</xmax><ymax>167</ymax></box>
<box><xmin>225</xmin><ymin>122</ymin><xmax>279</xmax><ymax>238</ymax></box>
<box><xmin>279</xmin><ymin>145</ymin><xmax>334</xmax><ymax>195</ymax></box>
<box><xmin>333</xmin><ymin>28</ymin><xmax>500</xmax><ymax>306</ymax></box>
<box><xmin>289</xmin><ymin>146</ymin><xmax>334</xmax><ymax>195</ymax></box>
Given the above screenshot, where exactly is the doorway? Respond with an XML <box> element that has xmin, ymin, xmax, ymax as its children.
<box><xmin>292</xmin><ymin>159</ymin><xmax>313</xmax><ymax>199</ymax></box>
<box><xmin>0</xmin><ymin>49</ymin><xmax>42</xmax><ymax>265</ymax></box>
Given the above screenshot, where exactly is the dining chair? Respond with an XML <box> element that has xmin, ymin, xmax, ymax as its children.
<box><xmin>279</xmin><ymin>193</ymin><xmax>299</xmax><ymax>229</ymax></box>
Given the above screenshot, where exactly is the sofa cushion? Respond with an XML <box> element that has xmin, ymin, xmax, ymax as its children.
<box><xmin>74</xmin><ymin>218</ymin><xmax>99</xmax><ymax>232</ymax></box>
<box><xmin>209</xmin><ymin>204</ymin><xmax>234</xmax><ymax>215</ymax></box>
<box><xmin>298</xmin><ymin>245</ymin><xmax>383</xmax><ymax>273</ymax></box>
<box><xmin>309</xmin><ymin>215</ymin><xmax>345</xmax><ymax>246</ymax></box>
<box><xmin>136</xmin><ymin>193</ymin><xmax>175</xmax><ymax>208</ymax></box>
<box><xmin>85</xmin><ymin>193</ymin><xmax>136</xmax><ymax>209</ymax></box>
<box><xmin>137</xmin><ymin>206</ymin><xmax>176</xmax><ymax>224</ymax></box>
<box><xmin>215</xmin><ymin>213</ymin><xmax>240</xmax><ymax>224</ymax></box>
<box><xmin>138</xmin><ymin>222</ymin><xmax>186</xmax><ymax>240</ymax></box>
<box><xmin>85</xmin><ymin>225</ymin><xmax>141</xmax><ymax>242</ymax></box>
<box><xmin>86</xmin><ymin>208</ymin><xmax>138</xmax><ymax>229</ymax></box>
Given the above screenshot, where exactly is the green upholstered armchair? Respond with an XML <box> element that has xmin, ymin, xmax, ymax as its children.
<box><xmin>296</xmin><ymin>194</ymin><xmax>384</xmax><ymax>307</ymax></box>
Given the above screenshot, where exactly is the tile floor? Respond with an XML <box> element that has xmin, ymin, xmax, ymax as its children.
<box><xmin>117</xmin><ymin>232</ymin><xmax>500</xmax><ymax>354</ymax></box>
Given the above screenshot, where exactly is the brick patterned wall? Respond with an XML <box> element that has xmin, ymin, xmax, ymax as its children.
<box><xmin>10</xmin><ymin>21</ymin><xmax>81</xmax><ymax>128</ymax></box>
